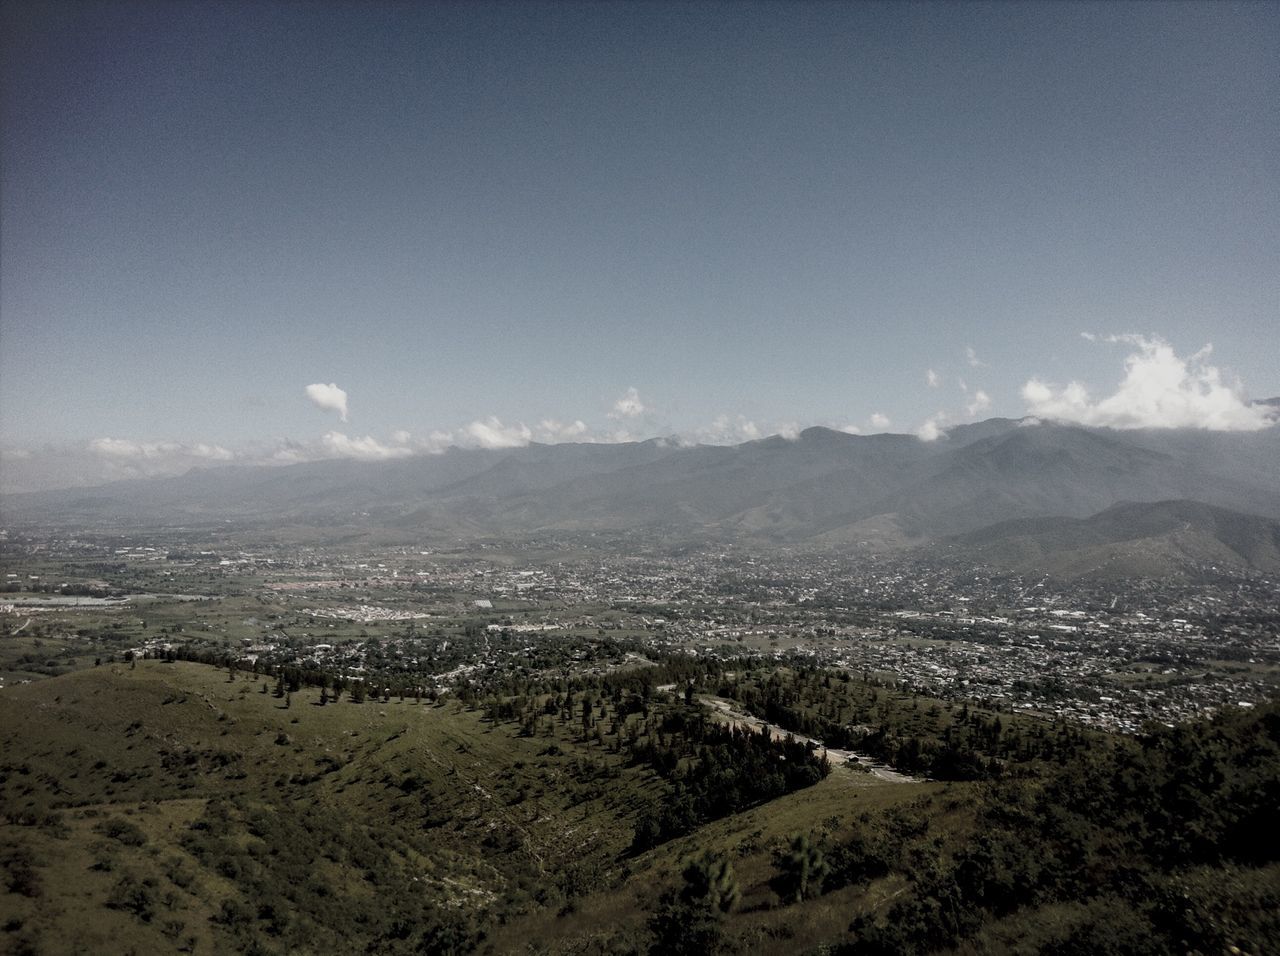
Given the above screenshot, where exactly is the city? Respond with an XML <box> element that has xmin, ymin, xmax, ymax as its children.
<box><xmin>5</xmin><ymin>529</ymin><xmax>1276</xmax><ymax>736</ymax></box>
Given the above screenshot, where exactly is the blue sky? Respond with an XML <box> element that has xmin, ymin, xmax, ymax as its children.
<box><xmin>2</xmin><ymin>2</ymin><xmax>1277</xmax><ymax>487</ymax></box>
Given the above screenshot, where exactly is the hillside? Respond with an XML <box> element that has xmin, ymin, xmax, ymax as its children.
<box><xmin>951</xmin><ymin>499</ymin><xmax>1280</xmax><ymax>580</ymax></box>
<box><xmin>0</xmin><ymin>660</ymin><xmax>936</xmax><ymax>955</ymax></box>
<box><xmin>3</xmin><ymin>661</ymin><xmax>1278</xmax><ymax>954</ymax></box>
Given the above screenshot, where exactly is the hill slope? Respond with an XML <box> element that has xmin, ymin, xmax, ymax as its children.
<box><xmin>0</xmin><ymin>661</ymin><xmax>927</xmax><ymax>955</ymax></box>
<box><xmin>951</xmin><ymin>499</ymin><xmax>1280</xmax><ymax>579</ymax></box>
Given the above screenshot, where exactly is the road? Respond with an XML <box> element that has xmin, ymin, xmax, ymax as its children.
<box><xmin>698</xmin><ymin>696</ymin><xmax>923</xmax><ymax>784</ymax></box>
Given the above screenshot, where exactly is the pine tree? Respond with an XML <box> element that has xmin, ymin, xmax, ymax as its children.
<box><xmin>648</xmin><ymin>852</ymin><xmax>738</xmax><ymax>956</ymax></box>
<box><xmin>773</xmin><ymin>833</ymin><xmax>830</xmax><ymax>904</ymax></box>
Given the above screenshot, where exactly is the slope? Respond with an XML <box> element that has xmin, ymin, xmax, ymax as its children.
<box><xmin>951</xmin><ymin>499</ymin><xmax>1280</xmax><ymax>580</ymax></box>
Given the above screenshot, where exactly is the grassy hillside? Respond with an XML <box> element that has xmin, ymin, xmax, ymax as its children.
<box><xmin>4</xmin><ymin>660</ymin><xmax>1277</xmax><ymax>955</ymax></box>
<box><xmin>0</xmin><ymin>661</ymin><xmax>931</xmax><ymax>955</ymax></box>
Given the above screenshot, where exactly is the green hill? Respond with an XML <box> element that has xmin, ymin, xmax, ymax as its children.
<box><xmin>0</xmin><ymin>661</ymin><xmax>934</xmax><ymax>955</ymax></box>
<box><xmin>3</xmin><ymin>661</ymin><xmax>1278</xmax><ymax>955</ymax></box>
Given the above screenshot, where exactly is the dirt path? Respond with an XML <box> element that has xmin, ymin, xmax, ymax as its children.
<box><xmin>698</xmin><ymin>696</ymin><xmax>923</xmax><ymax>784</ymax></box>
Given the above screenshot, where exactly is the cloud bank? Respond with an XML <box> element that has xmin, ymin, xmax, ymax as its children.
<box><xmin>696</xmin><ymin>415</ymin><xmax>762</xmax><ymax>444</ymax></box>
<box><xmin>90</xmin><ymin>438</ymin><xmax>234</xmax><ymax>462</ymax></box>
<box><xmin>464</xmin><ymin>417</ymin><xmax>533</xmax><ymax>449</ymax></box>
<box><xmin>305</xmin><ymin>383</ymin><xmax>349</xmax><ymax>422</ymax></box>
<box><xmin>321</xmin><ymin>432</ymin><xmax>413</xmax><ymax>461</ymax></box>
<box><xmin>1022</xmin><ymin>335</ymin><xmax>1272</xmax><ymax>431</ymax></box>
<box><xmin>537</xmin><ymin>419</ymin><xmax>588</xmax><ymax>443</ymax></box>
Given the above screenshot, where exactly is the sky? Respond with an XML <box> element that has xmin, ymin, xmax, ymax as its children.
<box><xmin>2</xmin><ymin>1</ymin><xmax>1277</xmax><ymax>490</ymax></box>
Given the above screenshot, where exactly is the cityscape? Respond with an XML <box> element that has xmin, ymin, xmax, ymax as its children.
<box><xmin>5</xmin><ymin>531</ymin><xmax>1276</xmax><ymax>735</ymax></box>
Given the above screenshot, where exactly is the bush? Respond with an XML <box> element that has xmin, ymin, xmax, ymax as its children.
<box><xmin>96</xmin><ymin>818</ymin><xmax>146</xmax><ymax>846</ymax></box>
<box><xmin>105</xmin><ymin>874</ymin><xmax>156</xmax><ymax>922</ymax></box>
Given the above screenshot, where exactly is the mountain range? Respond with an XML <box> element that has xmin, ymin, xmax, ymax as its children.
<box><xmin>4</xmin><ymin>417</ymin><xmax>1280</xmax><ymax>578</ymax></box>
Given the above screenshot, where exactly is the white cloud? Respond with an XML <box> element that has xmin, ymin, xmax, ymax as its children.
<box><xmin>697</xmin><ymin>415</ymin><xmax>762</xmax><ymax>444</ymax></box>
<box><xmin>321</xmin><ymin>432</ymin><xmax>413</xmax><ymax>460</ymax></box>
<box><xmin>838</xmin><ymin>424</ymin><xmax>861</xmax><ymax>435</ymax></box>
<box><xmin>536</xmin><ymin>419</ymin><xmax>588</xmax><ymax>442</ymax></box>
<box><xmin>192</xmin><ymin>443</ymin><xmax>234</xmax><ymax>460</ymax></box>
<box><xmin>869</xmin><ymin>412</ymin><xmax>890</xmax><ymax>430</ymax></box>
<box><xmin>926</xmin><ymin>369</ymin><xmax>940</xmax><ymax>388</ymax></box>
<box><xmin>1022</xmin><ymin>334</ymin><xmax>1273</xmax><ymax>431</ymax></box>
<box><xmin>916</xmin><ymin>414</ymin><xmax>948</xmax><ymax>442</ymax></box>
<box><xmin>965</xmin><ymin>346</ymin><xmax>985</xmax><ymax>368</ymax></box>
<box><xmin>270</xmin><ymin>442</ymin><xmax>311</xmax><ymax>464</ymax></box>
<box><xmin>609</xmin><ymin>387</ymin><xmax>646</xmax><ymax>419</ymax></box>
<box><xmin>464</xmin><ymin>417</ymin><xmax>533</xmax><ymax>449</ymax></box>
<box><xmin>1</xmin><ymin>437</ymin><xmax>248</xmax><ymax>490</ymax></box>
<box><xmin>965</xmin><ymin>389</ymin><xmax>992</xmax><ymax>417</ymax></box>
<box><xmin>391</xmin><ymin>429</ymin><xmax>412</xmax><ymax>445</ymax></box>
<box><xmin>91</xmin><ymin>438</ymin><xmax>172</xmax><ymax>459</ymax></box>
<box><xmin>90</xmin><ymin>438</ymin><xmax>234</xmax><ymax>462</ymax></box>
<box><xmin>305</xmin><ymin>383</ymin><xmax>349</xmax><ymax>422</ymax></box>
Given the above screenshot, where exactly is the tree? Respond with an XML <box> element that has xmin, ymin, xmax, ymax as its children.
<box><xmin>681</xmin><ymin>852</ymin><xmax>740</xmax><ymax>914</ymax></box>
<box><xmin>773</xmin><ymin>832</ymin><xmax>830</xmax><ymax>904</ymax></box>
<box><xmin>649</xmin><ymin>852</ymin><xmax>739</xmax><ymax>956</ymax></box>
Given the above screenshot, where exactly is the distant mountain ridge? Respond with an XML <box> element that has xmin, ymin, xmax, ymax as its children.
<box><xmin>4</xmin><ymin>418</ymin><xmax>1280</xmax><ymax>578</ymax></box>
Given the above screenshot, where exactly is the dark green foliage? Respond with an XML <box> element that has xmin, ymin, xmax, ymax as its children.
<box><xmin>177</xmin><ymin>794</ymin><xmax>483</xmax><ymax>954</ymax></box>
<box><xmin>825</xmin><ymin>823</ymin><xmax>892</xmax><ymax>888</ymax></box>
<box><xmin>841</xmin><ymin>700</ymin><xmax>1280</xmax><ymax>954</ymax></box>
<box><xmin>772</xmin><ymin>832</ymin><xmax>830</xmax><ymax>904</ymax></box>
<box><xmin>630</xmin><ymin>722</ymin><xmax>830</xmax><ymax>852</ymax></box>
<box><xmin>648</xmin><ymin>852</ymin><xmax>738</xmax><ymax>956</ymax></box>
<box><xmin>680</xmin><ymin>851</ymin><xmax>740</xmax><ymax>915</ymax></box>
<box><xmin>721</xmin><ymin>667</ymin><xmax>1084</xmax><ymax>779</ymax></box>
<box><xmin>1039</xmin><ymin>900</ymin><xmax>1163</xmax><ymax>956</ymax></box>
<box><xmin>105</xmin><ymin>874</ymin><xmax>156</xmax><ymax>922</ymax></box>
<box><xmin>2</xmin><ymin>843</ymin><xmax>42</xmax><ymax>898</ymax></box>
<box><xmin>95</xmin><ymin>817</ymin><xmax>146</xmax><ymax>846</ymax></box>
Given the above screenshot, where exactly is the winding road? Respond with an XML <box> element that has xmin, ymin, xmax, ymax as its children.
<box><xmin>698</xmin><ymin>696</ymin><xmax>923</xmax><ymax>784</ymax></box>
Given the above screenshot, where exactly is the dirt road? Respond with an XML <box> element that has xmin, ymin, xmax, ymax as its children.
<box><xmin>698</xmin><ymin>696</ymin><xmax>923</xmax><ymax>784</ymax></box>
